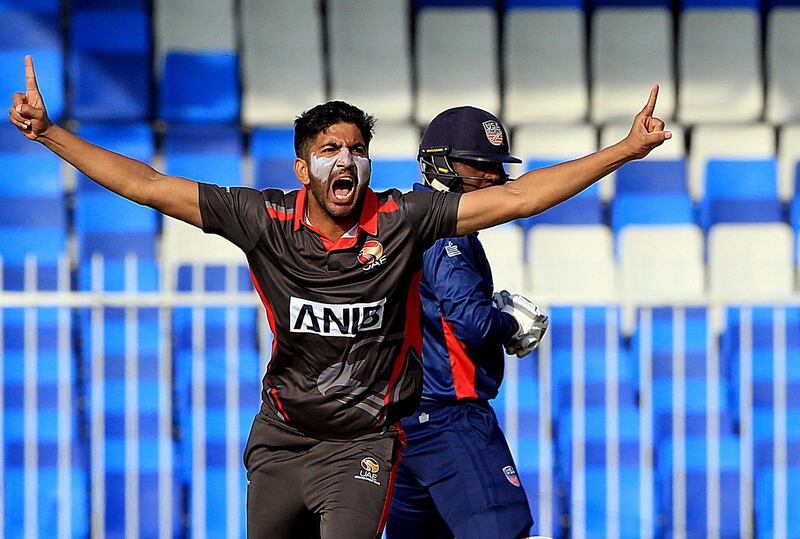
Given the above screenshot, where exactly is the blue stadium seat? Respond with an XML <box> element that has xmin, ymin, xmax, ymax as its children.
<box><xmin>251</xmin><ymin>127</ymin><xmax>297</xmax><ymax>191</ymax></box>
<box><xmin>164</xmin><ymin>125</ymin><xmax>243</xmax><ymax>186</ymax></box>
<box><xmin>701</xmin><ymin>159</ymin><xmax>783</xmax><ymax>228</ymax></box>
<box><xmin>519</xmin><ymin>161</ymin><xmax>602</xmax><ymax>227</ymax></box>
<box><xmin>2</xmin><ymin>304</ymin><xmax>89</xmax><ymax>539</ymax></box>
<box><xmin>615</xmin><ymin>159</ymin><xmax>688</xmax><ymax>194</ymax></box>
<box><xmin>611</xmin><ymin>193</ymin><xmax>695</xmax><ymax>233</ymax></box>
<box><xmin>159</xmin><ymin>52</ymin><xmax>240</xmax><ymax>124</ymax></box>
<box><xmin>0</xmin><ymin>13</ymin><xmax>64</xmax><ymax>122</ymax></box>
<box><xmin>755</xmin><ymin>462</ymin><xmax>800</xmax><ymax>538</ymax></box>
<box><xmin>657</xmin><ymin>436</ymin><xmax>743</xmax><ymax>538</ymax></box>
<box><xmin>0</xmin><ymin>0</ymin><xmax>59</xmax><ymax>10</ymax></box>
<box><xmin>172</xmin><ymin>264</ymin><xmax>263</xmax><ymax>539</ymax></box>
<box><xmin>74</xmin><ymin>123</ymin><xmax>158</xmax><ymax>261</ymax></box>
<box><xmin>76</xmin><ymin>257</ymin><xmax>180</xmax><ymax>538</ymax></box>
<box><xmin>557</xmin><ymin>407</ymin><xmax>655</xmax><ymax>538</ymax></box>
<box><xmin>69</xmin><ymin>9</ymin><xmax>151</xmax><ymax>121</ymax></box>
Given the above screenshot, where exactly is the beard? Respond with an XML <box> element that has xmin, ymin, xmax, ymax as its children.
<box><xmin>306</xmin><ymin>172</ymin><xmax>367</xmax><ymax>221</ymax></box>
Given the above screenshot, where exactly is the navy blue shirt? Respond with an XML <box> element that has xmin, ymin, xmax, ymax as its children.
<box><xmin>415</xmin><ymin>184</ymin><xmax>518</xmax><ymax>401</ymax></box>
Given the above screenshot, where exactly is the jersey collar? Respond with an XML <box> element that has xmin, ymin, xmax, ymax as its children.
<box><xmin>293</xmin><ymin>186</ymin><xmax>379</xmax><ymax>244</ymax></box>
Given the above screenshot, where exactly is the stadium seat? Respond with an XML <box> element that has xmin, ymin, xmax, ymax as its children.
<box><xmin>700</xmin><ymin>158</ymin><xmax>782</xmax><ymax>229</ymax></box>
<box><xmin>1</xmin><ymin>262</ymin><xmax>89</xmax><ymax>539</ymax></box>
<box><xmin>328</xmin><ymin>0</ymin><xmax>412</xmax><ymax>123</ymax></box>
<box><xmin>513</xmin><ymin>124</ymin><xmax>603</xmax><ymax>223</ymax></box>
<box><xmin>677</xmin><ymin>4</ymin><xmax>763</xmax><ymax>123</ymax></box>
<box><xmin>369</xmin><ymin>124</ymin><xmax>420</xmax><ymax>192</ymax></box>
<box><xmin>74</xmin><ymin>123</ymin><xmax>158</xmax><ymax>262</ymax></box>
<box><xmin>76</xmin><ymin>257</ymin><xmax>180</xmax><ymax>539</ymax></box>
<box><xmin>722</xmin><ymin>306</ymin><xmax>800</xmax><ymax>539</ymax></box>
<box><xmin>557</xmin><ymin>406</ymin><xmax>655</xmax><ymax>538</ymax></box>
<box><xmin>708</xmin><ymin>224</ymin><xmax>794</xmax><ymax>302</ymax></box>
<box><xmin>158</xmin><ymin>52</ymin><xmax>240</xmax><ymax>124</ymax></box>
<box><xmin>415</xmin><ymin>3</ymin><xmax>499</xmax><ymax>124</ymax></box>
<box><xmin>528</xmin><ymin>226</ymin><xmax>615</xmax><ymax>301</ymax></box>
<box><xmin>154</xmin><ymin>0</ymin><xmax>236</xmax><ymax>61</ymax></box>
<box><xmin>251</xmin><ymin>127</ymin><xmax>297</xmax><ymax>191</ymax></box>
<box><xmin>0</xmin><ymin>9</ymin><xmax>64</xmax><ymax>122</ymax></box>
<box><xmin>479</xmin><ymin>224</ymin><xmax>526</xmax><ymax>294</ymax></box>
<box><xmin>172</xmin><ymin>263</ymin><xmax>262</xmax><ymax>539</ymax></box>
<box><xmin>656</xmin><ymin>436</ymin><xmax>743</xmax><ymax>538</ymax></box>
<box><xmin>69</xmin><ymin>8</ymin><xmax>151</xmax><ymax>121</ymax></box>
<box><xmin>689</xmin><ymin>123</ymin><xmax>775</xmax><ymax>201</ymax></box>
<box><xmin>619</xmin><ymin>226</ymin><xmax>705</xmax><ymax>302</ymax></box>
<box><xmin>766</xmin><ymin>8</ymin><xmax>800</xmax><ymax>124</ymax></box>
<box><xmin>591</xmin><ymin>7</ymin><xmax>675</xmax><ymax>123</ymax></box>
<box><xmin>503</xmin><ymin>2</ymin><xmax>588</xmax><ymax>124</ymax></box>
<box><xmin>241</xmin><ymin>0</ymin><xmax>324</xmax><ymax>125</ymax></box>
<box><xmin>778</xmin><ymin>123</ymin><xmax>800</xmax><ymax>201</ymax></box>
<box><xmin>163</xmin><ymin>125</ymin><xmax>243</xmax><ymax>186</ymax></box>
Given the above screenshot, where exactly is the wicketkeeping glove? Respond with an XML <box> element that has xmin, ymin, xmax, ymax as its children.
<box><xmin>492</xmin><ymin>290</ymin><xmax>549</xmax><ymax>358</ymax></box>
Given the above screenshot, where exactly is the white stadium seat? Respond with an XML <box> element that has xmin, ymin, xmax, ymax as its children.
<box><xmin>766</xmin><ymin>8</ymin><xmax>800</xmax><ymax>124</ymax></box>
<box><xmin>778</xmin><ymin>124</ymin><xmax>800</xmax><ymax>201</ymax></box>
<box><xmin>619</xmin><ymin>226</ymin><xmax>705</xmax><ymax>303</ymax></box>
<box><xmin>528</xmin><ymin>225</ymin><xmax>615</xmax><ymax>302</ymax></box>
<box><xmin>369</xmin><ymin>123</ymin><xmax>421</xmax><ymax>192</ymax></box>
<box><xmin>479</xmin><ymin>224</ymin><xmax>526</xmax><ymax>295</ymax></box>
<box><xmin>160</xmin><ymin>216</ymin><xmax>246</xmax><ymax>289</ymax></box>
<box><xmin>241</xmin><ymin>0</ymin><xmax>324</xmax><ymax>125</ymax></box>
<box><xmin>512</xmin><ymin>123</ymin><xmax>597</xmax><ymax>189</ymax></box>
<box><xmin>591</xmin><ymin>8</ymin><xmax>675</xmax><ymax>124</ymax></box>
<box><xmin>503</xmin><ymin>7</ymin><xmax>587</xmax><ymax>124</ymax></box>
<box><xmin>415</xmin><ymin>6</ymin><xmax>499</xmax><ymax>125</ymax></box>
<box><xmin>155</xmin><ymin>0</ymin><xmax>236</xmax><ymax>61</ymax></box>
<box><xmin>688</xmin><ymin>123</ymin><xmax>775</xmax><ymax>200</ymax></box>
<box><xmin>328</xmin><ymin>0</ymin><xmax>412</xmax><ymax>123</ymax></box>
<box><xmin>708</xmin><ymin>223</ymin><xmax>794</xmax><ymax>302</ymax></box>
<box><xmin>678</xmin><ymin>9</ymin><xmax>763</xmax><ymax>124</ymax></box>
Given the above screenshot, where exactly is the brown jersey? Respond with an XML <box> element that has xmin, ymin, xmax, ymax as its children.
<box><xmin>199</xmin><ymin>184</ymin><xmax>461</xmax><ymax>440</ymax></box>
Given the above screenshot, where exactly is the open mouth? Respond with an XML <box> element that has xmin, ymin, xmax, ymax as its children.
<box><xmin>332</xmin><ymin>175</ymin><xmax>355</xmax><ymax>202</ymax></box>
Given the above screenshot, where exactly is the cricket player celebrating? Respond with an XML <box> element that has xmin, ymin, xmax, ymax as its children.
<box><xmin>8</xmin><ymin>55</ymin><xmax>669</xmax><ymax>538</ymax></box>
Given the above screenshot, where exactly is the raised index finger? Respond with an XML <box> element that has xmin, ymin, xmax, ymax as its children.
<box><xmin>640</xmin><ymin>83</ymin><xmax>659</xmax><ymax>116</ymax></box>
<box><xmin>25</xmin><ymin>55</ymin><xmax>41</xmax><ymax>95</ymax></box>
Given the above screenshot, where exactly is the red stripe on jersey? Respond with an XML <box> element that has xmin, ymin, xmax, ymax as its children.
<box><xmin>378</xmin><ymin>197</ymin><xmax>400</xmax><ymax>213</ymax></box>
<box><xmin>266</xmin><ymin>205</ymin><xmax>293</xmax><ymax>221</ymax></box>
<box><xmin>383</xmin><ymin>271</ymin><xmax>423</xmax><ymax>408</ymax></box>
<box><xmin>441</xmin><ymin>315</ymin><xmax>478</xmax><ymax>400</ymax></box>
<box><xmin>376</xmin><ymin>424</ymin><xmax>406</xmax><ymax>535</ymax></box>
<box><xmin>249</xmin><ymin>269</ymin><xmax>290</xmax><ymax>420</ymax></box>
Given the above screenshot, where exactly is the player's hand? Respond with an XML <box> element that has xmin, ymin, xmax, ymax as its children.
<box><xmin>622</xmin><ymin>84</ymin><xmax>671</xmax><ymax>160</ymax></box>
<box><xmin>493</xmin><ymin>290</ymin><xmax>549</xmax><ymax>358</ymax></box>
<box><xmin>8</xmin><ymin>55</ymin><xmax>53</xmax><ymax>141</ymax></box>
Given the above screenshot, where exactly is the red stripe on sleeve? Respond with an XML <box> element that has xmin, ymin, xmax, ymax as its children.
<box><xmin>441</xmin><ymin>315</ymin><xmax>478</xmax><ymax>400</ymax></box>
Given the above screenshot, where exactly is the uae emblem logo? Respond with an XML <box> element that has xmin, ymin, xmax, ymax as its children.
<box><xmin>482</xmin><ymin>120</ymin><xmax>504</xmax><ymax>146</ymax></box>
<box><xmin>502</xmin><ymin>465</ymin><xmax>521</xmax><ymax>487</ymax></box>
<box><xmin>357</xmin><ymin>240</ymin><xmax>387</xmax><ymax>271</ymax></box>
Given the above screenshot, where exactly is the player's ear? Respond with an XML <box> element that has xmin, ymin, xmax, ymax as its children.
<box><xmin>295</xmin><ymin>157</ymin><xmax>310</xmax><ymax>186</ymax></box>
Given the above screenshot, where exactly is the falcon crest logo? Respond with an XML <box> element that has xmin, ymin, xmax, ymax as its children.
<box><xmin>482</xmin><ymin>120</ymin><xmax>504</xmax><ymax>146</ymax></box>
<box><xmin>357</xmin><ymin>240</ymin><xmax>387</xmax><ymax>271</ymax></box>
<box><xmin>355</xmin><ymin>457</ymin><xmax>381</xmax><ymax>485</ymax></box>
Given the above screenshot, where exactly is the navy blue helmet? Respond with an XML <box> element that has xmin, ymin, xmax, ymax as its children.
<box><xmin>418</xmin><ymin>106</ymin><xmax>521</xmax><ymax>192</ymax></box>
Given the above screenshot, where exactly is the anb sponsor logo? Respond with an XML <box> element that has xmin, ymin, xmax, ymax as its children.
<box><xmin>290</xmin><ymin>297</ymin><xmax>386</xmax><ymax>337</ymax></box>
<box><xmin>354</xmin><ymin>457</ymin><xmax>381</xmax><ymax>486</ymax></box>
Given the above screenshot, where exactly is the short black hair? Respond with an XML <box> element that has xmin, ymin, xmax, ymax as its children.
<box><xmin>294</xmin><ymin>101</ymin><xmax>376</xmax><ymax>159</ymax></box>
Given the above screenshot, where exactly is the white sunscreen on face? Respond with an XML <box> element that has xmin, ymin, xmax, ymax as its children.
<box><xmin>310</xmin><ymin>148</ymin><xmax>371</xmax><ymax>185</ymax></box>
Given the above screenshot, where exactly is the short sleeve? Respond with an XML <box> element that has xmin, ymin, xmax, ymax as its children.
<box><xmin>198</xmin><ymin>183</ymin><xmax>270</xmax><ymax>253</ymax></box>
<box><xmin>398</xmin><ymin>190</ymin><xmax>462</xmax><ymax>249</ymax></box>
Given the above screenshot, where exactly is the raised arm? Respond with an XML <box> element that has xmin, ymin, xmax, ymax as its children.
<box><xmin>455</xmin><ymin>85</ymin><xmax>671</xmax><ymax>235</ymax></box>
<box><xmin>7</xmin><ymin>55</ymin><xmax>202</xmax><ymax>228</ymax></box>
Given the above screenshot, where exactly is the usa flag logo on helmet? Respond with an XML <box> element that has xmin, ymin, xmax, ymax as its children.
<box><xmin>482</xmin><ymin>120</ymin><xmax>504</xmax><ymax>146</ymax></box>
